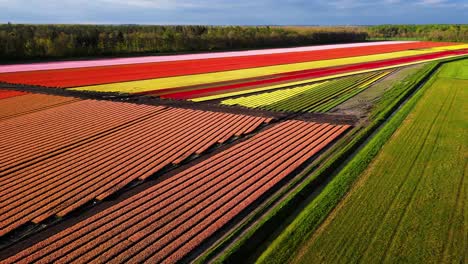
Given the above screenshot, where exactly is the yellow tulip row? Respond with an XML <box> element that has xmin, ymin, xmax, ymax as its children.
<box><xmin>70</xmin><ymin>44</ymin><xmax>468</xmax><ymax>94</ymax></box>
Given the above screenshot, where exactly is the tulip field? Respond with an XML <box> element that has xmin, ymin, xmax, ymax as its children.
<box><xmin>0</xmin><ymin>41</ymin><xmax>453</xmax><ymax>87</ymax></box>
<box><xmin>0</xmin><ymin>98</ymin><xmax>272</xmax><ymax>237</ymax></box>
<box><xmin>0</xmin><ymin>93</ymin><xmax>79</xmax><ymax>120</ymax></box>
<box><xmin>221</xmin><ymin>70</ymin><xmax>392</xmax><ymax>112</ymax></box>
<box><xmin>0</xmin><ymin>41</ymin><xmax>467</xmax><ymax>100</ymax></box>
<box><xmin>2</xmin><ymin>121</ymin><xmax>350</xmax><ymax>264</ymax></box>
<box><xmin>0</xmin><ymin>41</ymin><xmax>467</xmax><ymax>264</ymax></box>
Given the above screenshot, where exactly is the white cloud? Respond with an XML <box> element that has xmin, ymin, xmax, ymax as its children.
<box><xmin>98</xmin><ymin>0</ymin><xmax>199</xmax><ymax>9</ymax></box>
<box><xmin>0</xmin><ymin>0</ymin><xmax>466</xmax><ymax>25</ymax></box>
<box><xmin>415</xmin><ymin>0</ymin><xmax>467</xmax><ymax>8</ymax></box>
<box><xmin>418</xmin><ymin>0</ymin><xmax>446</xmax><ymax>4</ymax></box>
<box><xmin>96</xmin><ymin>0</ymin><xmax>257</xmax><ymax>10</ymax></box>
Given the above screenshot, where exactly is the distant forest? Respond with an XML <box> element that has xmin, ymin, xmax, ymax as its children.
<box><xmin>282</xmin><ymin>24</ymin><xmax>468</xmax><ymax>42</ymax></box>
<box><xmin>0</xmin><ymin>24</ymin><xmax>366</xmax><ymax>61</ymax></box>
<box><xmin>365</xmin><ymin>24</ymin><xmax>468</xmax><ymax>42</ymax></box>
<box><xmin>0</xmin><ymin>24</ymin><xmax>466</xmax><ymax>61</ymax></box>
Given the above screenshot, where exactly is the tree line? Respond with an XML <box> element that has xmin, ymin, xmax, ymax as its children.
<box><xmin>1</xmin><ymin>24</ymin><xmax>465</xmax><ymax>62</ymax></box>
<box><xmin>364</xmin><ymin>24</ymin><xmax>468</xmax><ymax>42</ymax></box>
<box><xmin>0</xmin><ymin>24</ymin><xmax>367</xmax><ymax>61</ymax></box>
<box><xmin>283</xmin><ymin>25</ymin><xmax>468</xmax><ymax>42</ymax></box>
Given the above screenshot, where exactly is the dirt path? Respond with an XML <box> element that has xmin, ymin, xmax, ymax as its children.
<box><xmin>330</xmin><ymin>63</ymin><xmax>427</xmax><ymax>118</ymax></box>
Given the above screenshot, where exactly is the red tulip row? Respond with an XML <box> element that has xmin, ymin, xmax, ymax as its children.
<box><xmin>159</xmin><ymin>49</ymin><xmax>468</xmax><ymax>100</ymax></box>
<box><xmin>0</xmin><ymin>93</ymin><xmax>79</xmax><ymax>121</ymax></box>
<box><xmin>0</xmin><ymin>89</ymin><xmax>27</xmax><ymax>100</ymax></box>
<box><xmin>3</xmin><ymin>120</ymin><xmax>349</xmax><ymax>264</ymax></box>
<box><xmin>0</xmin><ymin>42</ymin><xmax>451</xmax><ymax>88</ymax></box>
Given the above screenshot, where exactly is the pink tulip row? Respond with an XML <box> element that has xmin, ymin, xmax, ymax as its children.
<box><xmin>0</xmin><ymin>41</ymin><xmax>414</xmax><ymax>73</ymax></box>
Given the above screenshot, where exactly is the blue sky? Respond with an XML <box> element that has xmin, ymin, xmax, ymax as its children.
<box><xmin>1</xmin><ymin>0</ymin><xmax>467</xmax><ymax>25</ymax></box>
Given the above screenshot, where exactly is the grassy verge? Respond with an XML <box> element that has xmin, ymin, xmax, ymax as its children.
<box><xmin>199</xmin><ymin>56</ymin><xmax>467</xmax><ymax>264</ymax></box>
<box><xmin>256</xmin><ymin>55</ymin><xmax>468</xmax><ymax>264</ymax></box>
<box><xmin>292</xmin><ymin>58</ymin><xmax>467</xmax><ymax>264</ymax></box>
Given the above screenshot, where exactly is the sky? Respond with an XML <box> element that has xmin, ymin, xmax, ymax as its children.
<box><xmin>1</xmin><ymin>0</ymin><xmax>467</xmax><ymax>25</ymax></box>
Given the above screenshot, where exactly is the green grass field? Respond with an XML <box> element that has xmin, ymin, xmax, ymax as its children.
<box><xmin>290</xmin><ymin>59</ymin><xmax>467</xmax><ymax>263</ymax></box>
<box><xmin>210</xmin><ymin>59</ymin><xmax>453</xmax><ymax>264</ymax></box>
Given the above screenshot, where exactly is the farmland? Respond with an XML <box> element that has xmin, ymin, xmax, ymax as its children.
<box><xmin>1</xmin><ymin>120</ymin><xmax>349</xmax><ymax>263</ymax></box>
<box><xmin>260</xmin><ymin>58</ymin><xmax>467</xmax><ymax>264</ymax></box>
<box><xmin>0</xmin><ymin>38</ymin><xmax>467</xmax><ymax>264</ymax></box>
<box><xmin>72</xmin><ymin>46</ymin><xmax>466</xmax><ymax>96</ymax></box>
<box><xmin>0</xmin><ymin>98</ymin><xmax>272</xmax><ymax>237</ymax></box>
<box><xmin>0</xmin><ymin>42</ymin><xmax>466</xmax><ymax>99</ymax></box>
<box><xmin>221</xmin><ymin>70</ymin><xmax>392</xmax><ymax>113</ymax></box>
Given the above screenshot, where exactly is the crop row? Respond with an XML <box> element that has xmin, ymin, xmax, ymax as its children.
<box><xmin>0</xmin><ymin>89</ymin><xmax>26</xmax><ymax>100</ymax></box>
<box><xmin>221</xmin><ymin>71</ymin><xmax>391</xmax><ymax>113</ymax></box>
<box><xmin>0</xmin><ymin>93</ymin><xmax>79</xmax><ymax>121</ymax></box>
<box><xmin>0</xmin><ymin>41</ymin><xmax>415</xmax><ymax>74</ymax></box>
<box><xmin>69</xmin><ymin>45</ymin><xmax>467</xmax><ymax>95</ymax></box>
<box><xmin>0</xmin><ymin>42</ymin><xmax>448</xmax><ymax>88</ymax></box>
<box><xmin>2</xmin><ymin>120</ymin><xmax>350</xmax><ymax>264</ymax></box>
<box><xmin>186</xmin><ymin>50</ymin><xmax>462</xmax><ymax>103</ymax></box>
<box><xmin>160</xmin><ymin>48</ymin><xmax>467</xmax><ymax>100</ymax></box>
<box><xmin>0</xmin><ymin>98</ymin><xmax>270</xmax><ymax>237</ymax></box>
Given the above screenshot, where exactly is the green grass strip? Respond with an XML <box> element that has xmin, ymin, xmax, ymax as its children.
<box><xmin>256</xmin><ymin>56</ymin><xmax>468</xmax><ymax>264</ymax></box>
